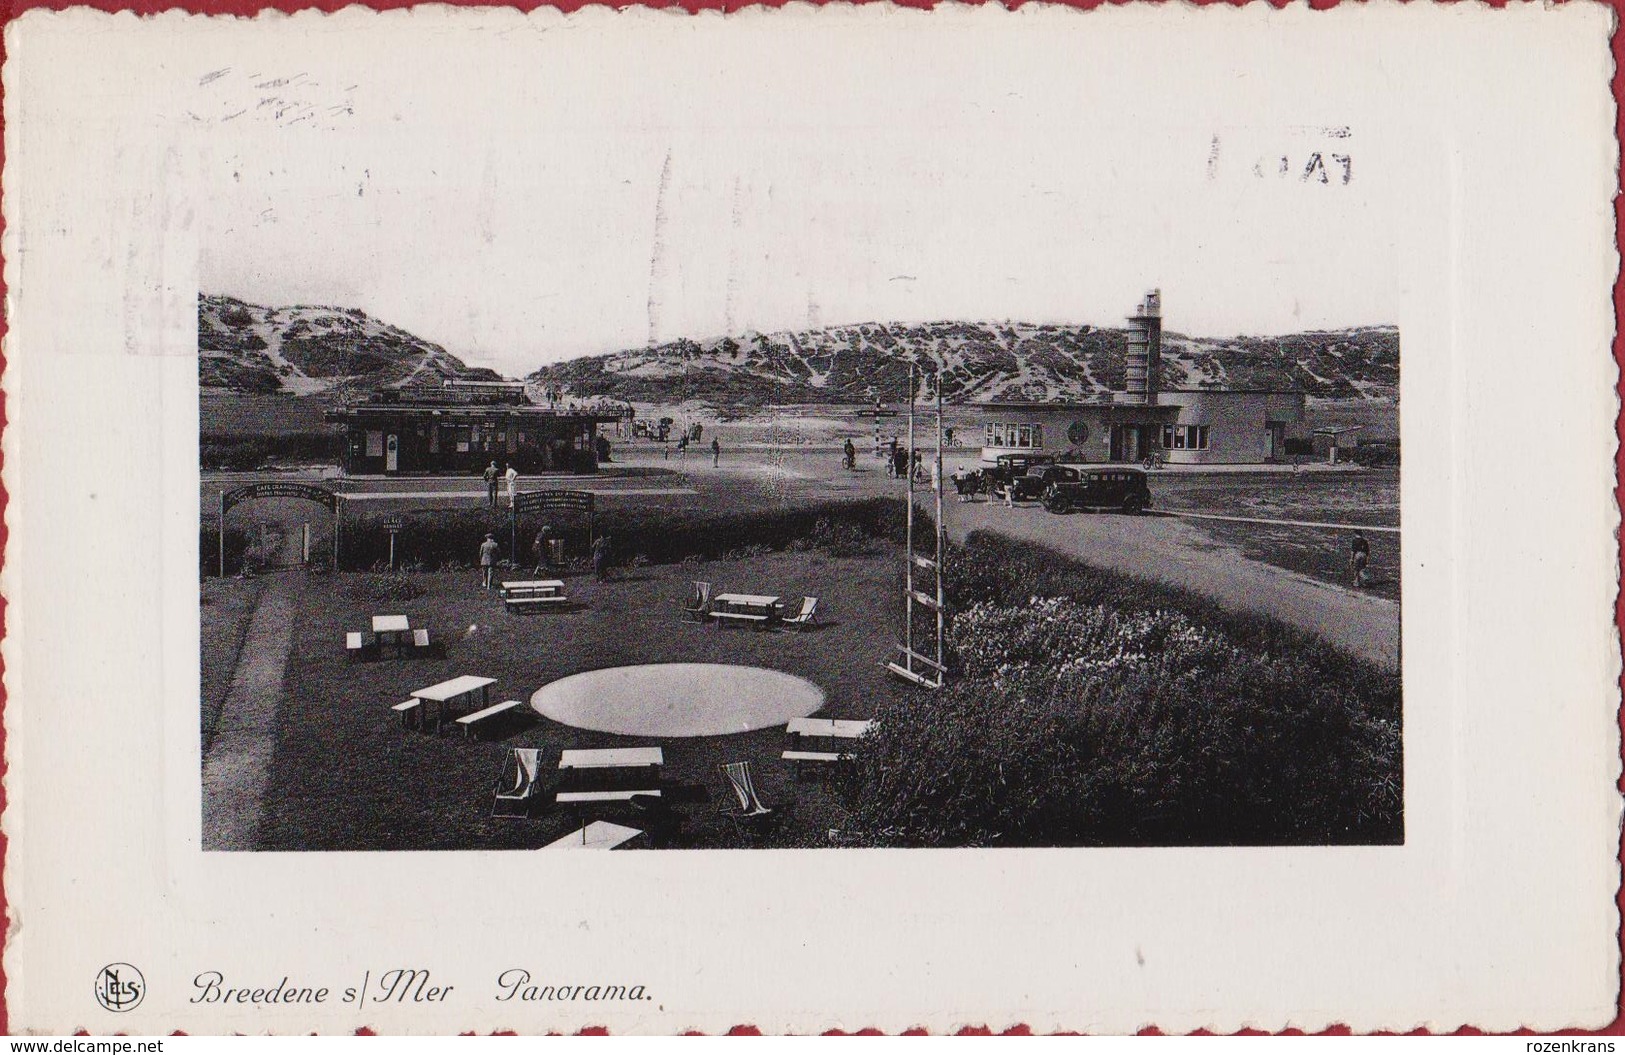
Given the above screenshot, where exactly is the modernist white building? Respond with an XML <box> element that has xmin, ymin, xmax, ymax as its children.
<box><xmin>976</xmin><ymin>291</ymin><xmax>1308</xmax><ymax>467</ymax></box>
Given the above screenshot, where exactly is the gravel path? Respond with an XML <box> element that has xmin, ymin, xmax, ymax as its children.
<box><xmin>201</xmin><ymin>574</ymin><xmax>298</xmax><ymax>850</ymax></box>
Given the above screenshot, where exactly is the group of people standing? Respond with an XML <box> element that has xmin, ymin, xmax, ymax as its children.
<box><xmin>483</xmin><ymin>461</ymin><xmax>519</xmax><ymax>509</ymax></box>
<box><xmin>478</xmin><ymin>525</ymin><xmax>613</xmax><ymax>589</ymax></box>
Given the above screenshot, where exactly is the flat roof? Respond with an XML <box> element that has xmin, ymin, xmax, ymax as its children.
<box><xmin>971</xmin><ymin>389</ymin><xmax>1303</xmax><ymax>408</ymax></box>
<box><xmin>327</xmin><ymin>403</ymin><xmax>621</xmax><ymax>422</ymax></box>
<box><xmin>970</xmin><ymin>401</ymin><xmax>1178</xmax><ymax>413</ymax></box>
<box><xmin>1160</xmin><ymin>388</ymin><xmax>1306</xmax><ymax>395</ymax></box>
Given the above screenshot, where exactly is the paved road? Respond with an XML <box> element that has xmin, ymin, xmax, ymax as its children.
<box><xmin>942</xmin><ymin>499</ymin><xmax>1401</xmax><ymax>672</ymax></box>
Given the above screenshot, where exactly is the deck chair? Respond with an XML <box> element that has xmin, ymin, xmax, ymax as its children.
<box><xmin>719</xmin><ymin>761</ymin><xmax>773</xmax><ymax>818</ymax></box>
<box><xmin>780</xmin><ymin>596</ymin><xmax>819</xmax><ymax>631</ymax></box>
<box><xmin>681</xmin><ymin>581</ymin><xmax>713</xmax><ymax>622</ymax></box>
<box><xmin>492</xmin><ymin>748</ymin><xmax>544</xmax><ymax>819</ymax></box>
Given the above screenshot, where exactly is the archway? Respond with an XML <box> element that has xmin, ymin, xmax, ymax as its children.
<box><xmin>217</xmin><ymin>482</ymin><xmax>343</xmax><ymax>577</ymax></box>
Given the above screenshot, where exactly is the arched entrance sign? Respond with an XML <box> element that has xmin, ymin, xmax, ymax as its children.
<box><xmin>511</xmin><ymin>489</ymin><xmax>595</xmax><ymax>564</ymax></box>
<box><xmin>218</xmin><ymin>482</ymin><xmax>342</xmax><ymax>577</ymax></box>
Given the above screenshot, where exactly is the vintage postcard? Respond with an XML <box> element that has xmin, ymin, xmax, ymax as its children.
<box><xmin>1</xmin><ymin>0</ymin><xmax>1618</xmax><ymax>1035</ymax></box>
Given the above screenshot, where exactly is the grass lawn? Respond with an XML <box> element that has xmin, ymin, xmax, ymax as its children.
<box><xmin>200</xmin><ymin>577</ymin><xmax>263</xmax><ymax>753</ymax></box>
<box><xmin>200</xmin><ymin>392</ymin><xmax>334</xmax><ymax>435</ymax></box>
<box><xmin>252</xmin><ymin>549</ymin><xmax>911</xmax><ymax>851</ymax></box>
<box><xmin>1152</xmin><ymin>470</ymin><xmax>1401</xmax><ymax>600</ymax></box>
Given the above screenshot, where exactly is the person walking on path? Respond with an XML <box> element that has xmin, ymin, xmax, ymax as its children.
<box><xmin>711</xmin><ymin>437</ymin><xmax>721</xmax><ymax>468</ymax></box>
<box><xmin>504</xmin><ymin>463</ymin><xmax>519</xmax><ymax>507</ymax></box>
<box><xmin>1349</xmin><ymin>530</ymin><xmax>1371</xmax><ymax>588</ymax></box>
<box><xmin>843</xmin><ymin>438</ymin><xmax>856</xmax><ymax>471</ymax></box>
<box><xmin>483</xmin><ymin>461</ymin><xmax>499</xmax><ymax>508</ymax></box>
<box><xmin>591</xmin><ymin>534</ymin><xmax>611</xmax><ymax>582</ymax></box>
<box><xmin>478</xmin><ymin>532</ymin><xmax>499</xmax><ymax>589</ymax></box>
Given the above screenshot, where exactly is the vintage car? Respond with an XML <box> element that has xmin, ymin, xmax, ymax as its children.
<box><xmin>985</xmin><ymin>453</ymin><xmax>1057</xmax><ymax>493</ymax></box>
<box><xmin>1007</xmin><ymin>463</ymin><xmax>1084</xmax><ymax>503</ymax></box>
<box><xmin>1040</xmin><ymin>466</ymin><xmax>1153</xmax><ymax>514</ymax></box>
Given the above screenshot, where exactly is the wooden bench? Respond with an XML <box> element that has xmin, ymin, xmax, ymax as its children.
<box><xmin>782</xmin><ymin>749</ymin><xmax>850</xmax><ymax>763</ymax></box>
<box><xmin>505</xmin><ymin>594</ymin><xmax>569</xmax><ymax>611</ymax></box>
<box><xmin>455</xmin><ymin>699</ymin><xmax>524</xmax><ymax>739</ymax></box>
<box><xmin>556</xmin><ymin>746</ymin><xmax>663</xmax><ymax>804</ymax></box>
<box><xmin>556</xmin><ymin>788</ymin><xmax>662</xmax><ymax>804</ymax></box>
<box><xmin>346</xmin><ymin>631</ymin><xmax>375</xmax><ymax>658</ymax></box>
<box><xmin>412</xmin><ymin>628</ymin><xmax>433</xmax><ymax>650</ymax></box>
<box><xmin>782</xmin><ymin>718</ymin><xmax>870</xmax><ymax>773</ymax></box>
<box><xmin>712</xmin><ymin>611</ymin><xmax>770</xmax><ymax>629</ymax></box>
<box><xmin>391</xmin><ymin>698</ymin><xmax>423</xmax><ymax>728</ymax></box>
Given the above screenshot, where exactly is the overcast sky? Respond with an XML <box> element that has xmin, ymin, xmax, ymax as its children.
<box><xmin>194</xmin><ymin>8</ymin><xmax>1407</xmax><ymax>377</ymax></box>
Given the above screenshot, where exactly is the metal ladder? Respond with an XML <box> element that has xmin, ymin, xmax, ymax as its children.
<box><xmin>886</xmin><ymin>360</ymin><xmax>946</xmax><ymax>690</ymax></box>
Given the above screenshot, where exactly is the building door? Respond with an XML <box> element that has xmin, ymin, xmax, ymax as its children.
<box><xmin>1119</xmin><ymin>425</ymin><xmax>1140</xmax><ymax>462</ymax></box>
<box><xmin>385</xmin><ymin>434</ymin><xmax>399</xmax><ymax>473</ymax></box>
<box><xmin>1265</xmin><ymin>424</ymin><xmax>1284</xmax><ymax>462</ymax></box>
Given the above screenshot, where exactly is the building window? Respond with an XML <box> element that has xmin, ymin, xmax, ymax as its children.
<box><xmin>1161</xmin><ymin>424</ymin><xmax>1210</xmax><ymax>450</ymax></box>
<box><xmin>984</xmin><ymin>422</ymin><xmax>1043</xmax><ymax>449</ymax></box>
<box><xmin>365</xmin><ymin>431</ymin><xmax>384</xmax><ymax>457</ymax></box>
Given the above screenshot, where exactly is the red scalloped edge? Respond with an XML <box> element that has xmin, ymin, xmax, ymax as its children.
<box><xmin>5</xmin><ymin>0</ymin><xmax>1624</xmax><ymax>1038</ymax></box>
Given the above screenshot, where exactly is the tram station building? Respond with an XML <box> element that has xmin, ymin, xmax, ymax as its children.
<box><xmin>976</xmin><ymin>291</ymin><xmax>1308</xmax><ymax>467</ymax></box>
<box><xmin>325</xmin><ymin>381</ymin><xmax>623</xmax><ymax>476</ymax></box>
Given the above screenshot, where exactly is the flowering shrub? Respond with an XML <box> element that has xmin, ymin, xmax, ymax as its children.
<box><xmin>950</xmin><ymin>597</ymin><xmax>1239</xmax><ymax>685</ymax></box>
<box><xmin>848</xmin><ymin>539</ymin><xmax>1403</xmax><ymax>847</ymax></box>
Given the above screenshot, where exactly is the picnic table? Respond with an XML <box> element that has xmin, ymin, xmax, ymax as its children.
<box><xmin>783</xmin><ymin>717</ymin><xmax>874</xmax><ymax>765</ymax></box>
<box><xmin>500</xmin><ymin>580</ymin><xmax>568</xmax><ymax>611</ymax></box>
<box><xmin>711</xmin><ymin>593</ymin><xmax>780</xmax><ymax>629</ymax></box>
<box><xmin>410</xmin><ymin>674</ymin><xmax>497</xmax><ymax>734</ymax></box>
<box><xmin>540</xmin><ymin>820</ymin><xmax>645</xmax><ymax>850</ymax></box>
<box><xmin>372</xmin><ymin>614</ymin><xmax>411</xmax><ymax>653</ymax></box>
<box><xmin>556</xmin><ymin>747</ymin><xmax>664</xmax><ymax>803</ymax></box>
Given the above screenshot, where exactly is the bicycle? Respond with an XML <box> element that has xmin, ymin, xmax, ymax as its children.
<box><xmin>1142</xmin><ymin>447</ymin><xmax>1168</xmax><ymax>470</ymax></box>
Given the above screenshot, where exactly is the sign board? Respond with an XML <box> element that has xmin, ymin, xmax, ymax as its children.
<box><xmin>221</xmin><ymin>482</ymin><xmax>339</xmax><ymax>514</ymax></box>
<box><xmin>513</xmin><ymin>490</ymin><xmax>595</xmax><ymax>516</ymax></box>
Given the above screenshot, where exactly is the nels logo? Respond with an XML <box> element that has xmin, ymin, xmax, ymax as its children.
<box><xmin>94</xmin><ymin>963</ymin><xmax>145</xmax><ymax>1012</ymax></box>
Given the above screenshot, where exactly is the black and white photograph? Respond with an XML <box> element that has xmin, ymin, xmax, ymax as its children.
<box><xmin>199</xmin><ymin>281</ymin><xmax>1401</xmax><ymax>851</ymax></box>
<box><xmin>188</xmin><ymin>29</ymin><xmax>1405</xmax><ymax>852</ymax></box>
<box><xmin>4</xmin><ymin>2</ymin><xmax>1617</xmax><ymax>1035</ymax></box>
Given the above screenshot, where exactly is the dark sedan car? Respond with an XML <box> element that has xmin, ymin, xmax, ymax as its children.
<box><xmin>1007</xmin><ymin>463</ymin><xmax>1082</xmax><ymax>502</ymax></box>
<box><xmin>1041</xmin><ymin>466</ymin><xmax>1153</xmax><ymax>514</ymax></box>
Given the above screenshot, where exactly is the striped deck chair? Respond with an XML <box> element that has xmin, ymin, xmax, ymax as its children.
<box><xmin>719</xmin><ymin>761</ymin><xmax>773</xmax><ymax>819</ymax></box>
<box><xmin>492</xmin><ymin>748</ymin><xmax>544</xmax><ymax>819</ymax></box>
<box><xmin>681</xmin><ymin>581</ymin><xmax>713</xmax><ymax>623</ymax></box>
<box><xmin>779</xmin><ymin>596</ymin><xmax>819</xmax><ymax>632</ymax></box>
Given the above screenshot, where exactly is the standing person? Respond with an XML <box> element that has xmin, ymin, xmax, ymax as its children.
<box><xmin>478</xmin><ymin>532</ymin><xmax>499</xmax><ymax>590</ymax></box>
<box><xmin>843</xmin><ymin>438</ymin><xmax>856</xmax><ymax>471</ymax></box>
<box><xmin>591</xmin><ymin>534</ymin><xmax>611</xmax><ymax>582</ymax></box>
<box><xmin>885</xmin><ymin>439</ymin><xmax>898</xmax><ymax>478</ymax></box>
<box><xmin>711</xmin><ymin>436</ymin><xmax>721</xmax><ymax>468</ymax></box>
<box><xmin>676</xmin><ymin>435</ymin><xmax>688</xmax><ymax>460</ymax></box>
<box><xmin>1350</xmin><ymin>530</ymin><xmax>1371</xmax><ymax>587</ymax></box>
<box><xmin>504</xmin><ymin>463</ymin><xmax>519</xmax><ymax>507</ymax></box>
<box><xmin>483</xmin><ymin>461</ymin><xmax>499</xmax><ymax>508</ymax></box>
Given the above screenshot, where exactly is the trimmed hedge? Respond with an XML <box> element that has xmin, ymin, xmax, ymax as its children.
<box><xmin>199</xmin><ymin>526</ymin><xmax>250</xmax><ymax>578</ymax></box>
<box><xmin>327</xmin><ymin>497</ymin><xmax>912</xmax><ymax>571</ymax></box>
